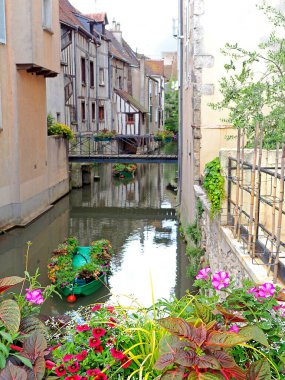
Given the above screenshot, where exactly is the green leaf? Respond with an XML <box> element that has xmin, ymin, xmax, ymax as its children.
<box><xmin>246</xmin><ymin>359</ymin><xmax>271</xmax><ymax>380</ymax></box>
<box><xmin>11</xmin><ymin>354</ymin><xmax>33</xmax><ymax>369</ymax></box>
<box><xmin>239</xmin><ymin>325</ymin><xmax>269</xmax><ymax>347</ymax></box>
<box><xmin>0</xmin><ymin>331</ymin><xmax>13</xmax><ymax>343</ymax></box>
<box><xmin>0</xmin><ymin>362</ymin><xmax>27</xmax><ymax>380</ymax></box>
<box><xmin>158</xmin><ymin>335</ymin><xmax>194</xmax><ymax>355</ymax></box>
<box><xmin>0</xmin><ymin>342</ymin><xmax>9</xmax><ymax>357</ymax></box>
<box><xmin>0</xmin><ymin>300</ymin><xmax>21</xmax><ymax>335</ymax></box>
<box><xmin>0</xmin><ymin>353</ymin><xmax>6</xmax><ymax>370</ymax></box>
<box><xmin>0</xmin><ymin>277</ymin><xmax>24</xmax><ymax>294</ymax></box>
<box><xmin>206</xmin><ymin>331</ymin><xmax>247</xmax><ymax>348</ymax></box>
<box><xmin>187</xmin><ymin>372</ymin><xmax>225</xmax><ymax>380</ymax></box>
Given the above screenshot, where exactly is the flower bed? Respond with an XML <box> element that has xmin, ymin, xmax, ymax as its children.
<box><xmin>112</xmin><ymin>163</ymin><xmax>137</xmax><ymax>178</ymax></box>
<box><xmin>94</xmin><ymin>129</ymin><xmax>117</xmax><ymax>141</ymax></box>
<box><xmin>47</xmin><ymin>237</ymin><xmax>113</xmax><ymax>292</ymax></box>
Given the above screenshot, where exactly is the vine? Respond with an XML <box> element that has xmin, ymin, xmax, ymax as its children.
<box><xmin>203</xmin><ymin>157</ymin><xmax>225</xmax><ymax>219</ymax></box>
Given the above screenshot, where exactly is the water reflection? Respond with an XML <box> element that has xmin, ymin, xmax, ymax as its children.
<box><xmin>0</xmin><ymin>163</ymin><xmax>191</xmax><ymax>315</ymax></box>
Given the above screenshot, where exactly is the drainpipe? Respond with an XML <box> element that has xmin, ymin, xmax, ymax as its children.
<box><xmin>108</xmin><ymin>48</ymin><xmax>113</xmax><ymax>130</ymax></box>
<box><xmin>177</xmin><ymin>0</ymin><xmax>183</xmax><ymax>204</ymax></box>
<box><xmin>95</xmin><ymin>42</ymin><xmax>99</xmax><ymax>132</ymax></box>
<box><xmin>73</xmin><ymin>29</ymin><xmax>78</xmax><ymax>131</ymax></box>
<box><xmin>87</xmin><ymin>39</ymin><xmax>91</xmax><ymax>131</ymax></box>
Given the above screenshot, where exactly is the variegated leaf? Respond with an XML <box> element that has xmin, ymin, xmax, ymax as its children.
<box><xmin>239</xmin><ymin>325</ymin><xmax>269</xmax><ymax>347</ymax></box>
<box><xmin>174</xmin><ymin>349</ymin><xmax>196</xmax><ymax>367</ymax></box>
<box><xmin>213</xmin><ymin>350</ymin><xmax>236</xmax><ymax>368</ymax></box>
<box><xmin>206</xmin><ymin>331</ymin><xmax>247</xmax><ymax>348</ymax></box>
<box><xmin>0</xmin><ymin>362</ymin><xmax>27</xmax><ymax>380</ymax></box>
<box><xmin>246</xmin><ymin>359</ymin><xmax>271</xmax><ymax>380</ymax></box>
<box><xmin>23</xmin><ymin>333</ymin><xmax>47</xmax><ymax>360</ymax></box>
<box><xmin>187</xmin><ymin>371</ymin><xmax>225</xmax><ymax>380</ymax></box>
<box><xmin>19</xmin><ymin>317</ymin><xmax>47</xmax><ymax>339</ymax></box>
<box><xmin>160</xmin><ymin>367</ymin><xmax>185</xmax><ymax>380</ymax></box>
<box><xmin>154</xmin><ymin>353</ymin><xmax>175</xmax><ymax>370</ymax></box>
<box><xmin>0</xmin><ymin>277</ymin><xmax>24</xmax><ymax>294</ymax></box>
<box><xmin>0</xmin><ymin>300</ymin><xmax>21</xmax><ymax>335</ymax></box>
<box><xmin>196</xmin><ymin>355</ymin><xmax>221</xmax><ymax>370</ymax></box>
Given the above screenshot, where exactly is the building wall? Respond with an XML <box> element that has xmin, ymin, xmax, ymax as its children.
<box><xmin>180</xmin><ymin>0</ymin><xmax>281</xmax><ymax>225</ymax></box>
<box><xmin>0</xmin><ymin>0</ymin><xmax>68</xmax><ymax>230</ymax></box>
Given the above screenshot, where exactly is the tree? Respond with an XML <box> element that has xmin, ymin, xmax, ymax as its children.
<box><xmin>210</xmin><ymin>1</ymin><xmax>285</xmax><ymax>149</ymax></box>
<box><xmin>164</xmin><ymin>78</ymin><xmax>178</xmax><ymax>133</ymax></box>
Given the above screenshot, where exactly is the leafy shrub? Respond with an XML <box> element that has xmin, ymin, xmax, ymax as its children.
<box><xmin>203</xmin><ymin>157</ymin><xmax>225</xmax><ymax>218</ymax></box>
<box><xmin>48</xmin><ymin>122</ymin><xmax>74</xmax><ymax>140</ymax></box>
<box><xmin>95</xmin><ymin>129</ymin><xmax>117</xmax><ymax>138</ymax></box>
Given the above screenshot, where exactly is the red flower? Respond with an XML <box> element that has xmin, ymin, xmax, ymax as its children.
<box><xmin>64</xmin><ymin>375</ymin><xmax>81</xmax><ymax>380</ymax></box>
<box><xmin>68</xmin><ymin>361</ymin><xmax>80</xmax><ymax>373</ymax></box>
<box><xmin>86</xmin><ymin>369</ymin><xmax>101</xmax><ymax>376</ymax></box>
<box><xmin>91</xmin><ymin>304</ymin><xmax>101</xmax><ymax>311</ymax></box>
<box><xmin>48</xmin><ymin>343</ymin><xmax>61</xmax><ymax>351</ymax></box>
<box><xmin>94</xmin><ymin>373</ymin><xmax>108</xmax><ymax>380</ymax></box>
<box><xmin>107</xmin><ymin>317</ymin><xmax>117</xmax><ymax>328</ymax></box>
<box><xmin>76</xmin><ymin>324</ymin><xmax>90</xmax><ymax>332</ymax></box>
<box><xmin>93</xmin><ymin>345</ymin><xmax>104</xmax><ymax>353</ymax></box>
<box><xmin>75</xmin><ymin>350</ymin><xmax>87</xmax><ymax>361</ymax></box>
<box><xmin>63</xmin><ymin>354</ymin><xmax>74</xmax><ymax>362</ymax></box>
<box><xmin>55</xmin><ymin>364</ymin><xmax>67</xmax><ymax>377</ymax></box>
<box><xmin>10</xmin><ymin>344</ymin><xmax>23</xmax><ymax>352</ymax></box>
<box><xmin>120</xmin><ymin>355</ymin><xmax>132</xmax><ymax>369</ymax></box>
<box><xmin>89</xmin><ymin>337</ymin><xmax>101</xmax><ymax>347</ymax></box>
<box><xmin>106</xmin><ymin>306</ymin><xmax>115</xmax><ymax>313</ymax></box>
<box><xmin>110</xmin><ymin>348</ymin><xmax>124</xmax><ymax>360</ymax></box>
<box><xmin>92</xmin><ymin>327</ymin><xmax>106</xmax><ymax>337</ymax></box>
<box><xmin>45</xmin><ymin>360</ymin><xmax>56</xmax><ymax>369</ymax></box>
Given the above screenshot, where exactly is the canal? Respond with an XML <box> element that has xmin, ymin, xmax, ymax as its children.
<box><xmin>0</xmin><ymin>163</ymin><xmax>190</xmax><ymax>315</ymax></box>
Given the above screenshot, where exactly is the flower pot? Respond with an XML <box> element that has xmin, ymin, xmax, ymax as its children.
<box><xmin>163</xmin><ymin>137</ymin><xmax>173</xmax><ymax>142</ymax></box>
<box><xmin>94</xmin><ymin>137</ymin><xmax>113</xmax><ymax>142</ymax></box>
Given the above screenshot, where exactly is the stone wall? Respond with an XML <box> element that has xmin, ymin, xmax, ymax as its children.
<box><xmin>194</xmin><ymin>184</ymin><xmax>280</xmax><ymax>286</ymax></box>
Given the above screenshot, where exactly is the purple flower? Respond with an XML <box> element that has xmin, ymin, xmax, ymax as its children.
<box><xmin>212</xmin><ymin>271</ymin><xmax>230</xmax><ymax>290</ymax></box>
<box><xmin>25</xmin><ymin>289</ymin><xmax>44</xmax><ymax>304</ymax></box>
<box><xmin>229</xmin><ymin>325</ymin><xmax>240</xmax><ymax>333</ymax></box>
<box><xmin>196</xmin><ymin>267</ymin><xmax>211</xmax><ymax>280</ymax></box>
<box><xmin>257</xmin><ymin>282</ymin><xmax>276</xmax><ymax>298</ymax></box>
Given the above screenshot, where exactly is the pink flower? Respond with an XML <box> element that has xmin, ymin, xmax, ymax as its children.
<box><xmin>76</xmin><ymin>324</ymin><xmax>90</xmax><ymax>332</ymax></box>
<box><xmin>67</xmin><ymin>361</ymin><xmax>80</xmax><ymax>373</ymax></box>
<box><xmin>92</xmin><ymin>327</ymin><xmax>106</xmax><ymax>337</ymax></box>
<box><xmin>110</xmin><ymin>348</ymin><xmax>124</xmax><ymax>360</ymax></box>
<box><xmin>92</xmin><ymin>304</ymin><xmax>101</xmax><ymax>312</ymax></box>
<box><xmin>120</xmin><ymin>355</ymin><xmax>132</xmax><ymax>369</ymax></box>
<box><xmin>247</xmin><ymin>287</ymin><xmax>258</xmax><ymax>295</ymax></box>
<box><xmin>55</xmin><ymin>364</ymin><xmax>66</xmax><ymax>377</ymax></box>
<box><xmin>89</xmin><ymin>337</ymin><xmax>101</xmax><ymax>348</ymax></box>
<box><xmin>229</xmin><ymin>325</ymin><xmax>240</xmax><ymax>333</ymax></box>
<box><xmin>106</xmin><ymin>306</ymin><xmax>115</xmax><ymax>313</ymax></box>
<box><xmin>25</xmin><ymin>289</ymin><xmax>44</xmax><ymax>304</ymax></box>
<box><xmin>45</xmin><ymin>360</ymin><xmax>56</xmax><ymax>369</ymax></box>
<box><xmin>212</xmin><ymin>271</ymin><xmax>230</xmax><ymax>290</ymax></box>
<box><xmin>75</xmin><ymin>350</ymin><xmax>87</xmax><ymax>361</ymax></box>
<box><xmin>196</xmin><ymin>267</ymin><xmax>211</xmax><ymax>280</ymax></box>
<box><xmin>258</xmin><ymin>282</ymin><xmax>276</xmax><ymax>298</ymax></box>
<box><xmin>63</xmin><ymin>354</ymin><xmax>73</xmax><ymax>362</ymax></box>
<box><xmin>107</xmin><ymin>317</ymin><xmax>117</xmax><ymax>328</ymax></box>
<box><xmin>64</xmin><ymin>376</ymin><xmax>81</xmax><ymax>380</ymax></box>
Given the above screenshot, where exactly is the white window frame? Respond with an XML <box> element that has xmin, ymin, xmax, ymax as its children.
<box><xmin>42</xmin><ymin>0</ymin><xmax>52</xmax><ymax>30</ymax></box>
<box><xmin>0</xmin><ymin>0</ymin><xmax>6</xmax><ymax>44</ymax></box>
<box><xmin>99</xmin><ymin>68</ymin><xmax>105</xmax><ymax>86</ymax></box>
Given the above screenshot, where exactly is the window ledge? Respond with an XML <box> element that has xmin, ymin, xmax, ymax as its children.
<box><xmin>42</xmin><ymin>26</ymin><xmax>54</xmax><ymax>35</ymax></box>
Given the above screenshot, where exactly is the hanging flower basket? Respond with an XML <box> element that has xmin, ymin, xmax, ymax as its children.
<box><xmin>94</xmin><ymin>129</ymin><xmax>117</xmax><ymax>141</ymax></box>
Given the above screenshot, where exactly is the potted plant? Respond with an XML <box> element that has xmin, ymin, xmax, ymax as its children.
<box><xmin>154</xmin><ymin>130</ymin><xmax>175</xmax><ymax>142</ymax></box>
<box><xmin>112</xmin><ymin>163</ymin><xmax>137</xmax><ymax>178</ymax></box>
<box><xmin>94</xmin><ymin>129</ymin><xmax>117</xmax><ymax>141</ymax></box>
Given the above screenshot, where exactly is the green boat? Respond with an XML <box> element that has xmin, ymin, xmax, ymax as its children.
<box><xmin>57</xmin><ymin>246</ymin><xmax>107</xmax><ymax>297</ymax></box>
<box><xmin>58</xmin><ymin>273</ymin><xmax>106</xmax><ymax>296</ymax></box>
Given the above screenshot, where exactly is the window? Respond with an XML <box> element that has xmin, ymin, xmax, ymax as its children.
<box><xmin>149</xmin><ymin>105</ymin><xmax>153</xmax><ymax>123</ymax></box>
<box><xmin>0</xmin><ymin>0</ymin><xmax>6</xmax><ymax>44</ymax></box>
<box><xmin>99</xmin><ymin>105</ymin><xmax>104</xmax><ymax>121</ymax></box>
<box><xmin>126</xmin><ymin>113</ymin><xmax>134</xmax><ymax>124</ymax></box>
<box><xmin>149</xmin><ymin>83</ymin><xmax>152</xmax><ymax>99</ymax></box>
<box><xmin>155</xmin><ymin>109</ymin><xmax>158</xmax><ymax>123</ymax></box>
<box><xmin>90</xmin><ymin>61</ymin><xmax>94</xmax><ymax>87</ymax></box>
<box><xmin>42</xmin><ymin>0</ymin><xmax>52</xmax><ymax>30</ymax></box>
<box><xmin>99</xmin><ymin>68</ymin><xmax>105</xmax><ymax>86</ymax></box>
<box><xmin>81</xmin><ymin>57</ymin><xmax>86</xmax><ymax>84</ymax></box>
<box><xmin>81</xmin><ymin>102</ymin><xmax>86</xmax><ymax>121</ymax></box>
<box><xmin>56</xmin><ymin>112</ymin><xmax>61</xmax><ymax>122</ymax></box>
<box><xmin>118</xmin><ymin>76</ymin><xmax>123</xmax><ymax>90</ymax></box>
<box><xmin>92</xmin><ymin>103</ymin><xmax>96</xmax><ymax>121</ymax></box>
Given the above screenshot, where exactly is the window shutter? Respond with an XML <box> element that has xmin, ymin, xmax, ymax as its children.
<box><xmin>0</xmin><ymin>0</ymin><xmax>6</xmax><ymax>44</ymax></box>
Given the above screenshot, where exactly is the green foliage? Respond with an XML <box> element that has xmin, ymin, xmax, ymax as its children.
<box><xmin>209</xmin><ymin>3</ymin><xmax>285</xmax><ymax>149</ymax></box>
<box><xmin>186</xmin><ymin>223</ymin><xmax>201</xmax><ymax>246</ymax></box>
<box><xmin>112</xmin><ymin>163</ymin><xmax>137</xmax><ymax>175</ymax></box>
<box><xmin>47</xmin><ymin>237</ymin><xmax>113</xmax><ymax>288</ymax></box>
<box><xmin>203</xmin><ymin>157</ymin><xmax>225</xmax><ymax>218</ymax></box>
<box><xmin>95</xmin><ymin>129</ymin><xmax>117</xmax><ymax>139</ymax></box>
<box><xmin>164</xmin><ymin>78</ymin><xmax>178</xmax><ymax>133</ymax></box>
<box><xmin>154</xmin><ymin>129</ymin><xmax>175</xmax><ymax>141</ymax></box>
<box><xmin>186</xmin><ymin>246</ymin><xmax>204</xmax><ymax>278</ymax></box>
<box><xmin>48</xmin><ymin>122</ymin><xmax>74</xmax><ymax>140</ymax></box>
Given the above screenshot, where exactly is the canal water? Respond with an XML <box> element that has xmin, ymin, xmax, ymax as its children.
<box><xmin>0</xmin><ymin>163</ymin><xmax>190</xmax><ymax>315</ymax></box>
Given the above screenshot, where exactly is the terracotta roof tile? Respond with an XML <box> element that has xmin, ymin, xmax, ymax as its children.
<box><xmin>85</xmin><ymin>13</ymin><xmax>108</xmax><ymax>23</ymax></box>
<box><xmin>59</xmin><ymin>0</ymin><xmax>85</xmax><ymax>28</ymax></box>
<box><xmin>145</xmin><ymin>60</ymin><xmax>165</xmax><ymax>76</ymax></box>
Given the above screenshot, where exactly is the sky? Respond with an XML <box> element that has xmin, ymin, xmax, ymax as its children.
<box><xmin>69</xmin><ymin>0</ymin><xmax>178</xmax><ymax>59</ymax></box>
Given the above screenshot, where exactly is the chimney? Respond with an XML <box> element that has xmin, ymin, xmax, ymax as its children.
<box><xmin>111</xmin><ymin>20</ymin><xmax>122</xmax><ymax>44</ymax></box>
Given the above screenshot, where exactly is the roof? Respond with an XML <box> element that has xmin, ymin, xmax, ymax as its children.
<box><xmin>144</xmin><ymin>60</ymin><xmax>165</xmax><ymax>77</ymax></box>
<box><xmin>85</xmin><ymin>12</ymin><xmax>108</xmax><ymax>24</ymax></box>
<box><xmin>114</xmin><ymin>89</ymin><xmax>148</xmax><ymax>113</ymax></box>
<box><xmin>59</xmin><ymin>0</ymin><xmax>85</xmax><ymax>28</ymax></box>
<box><xmin>105</xmin><ymin>30</ymin><xmax>139</xmax><ymax>67</ymax></box>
